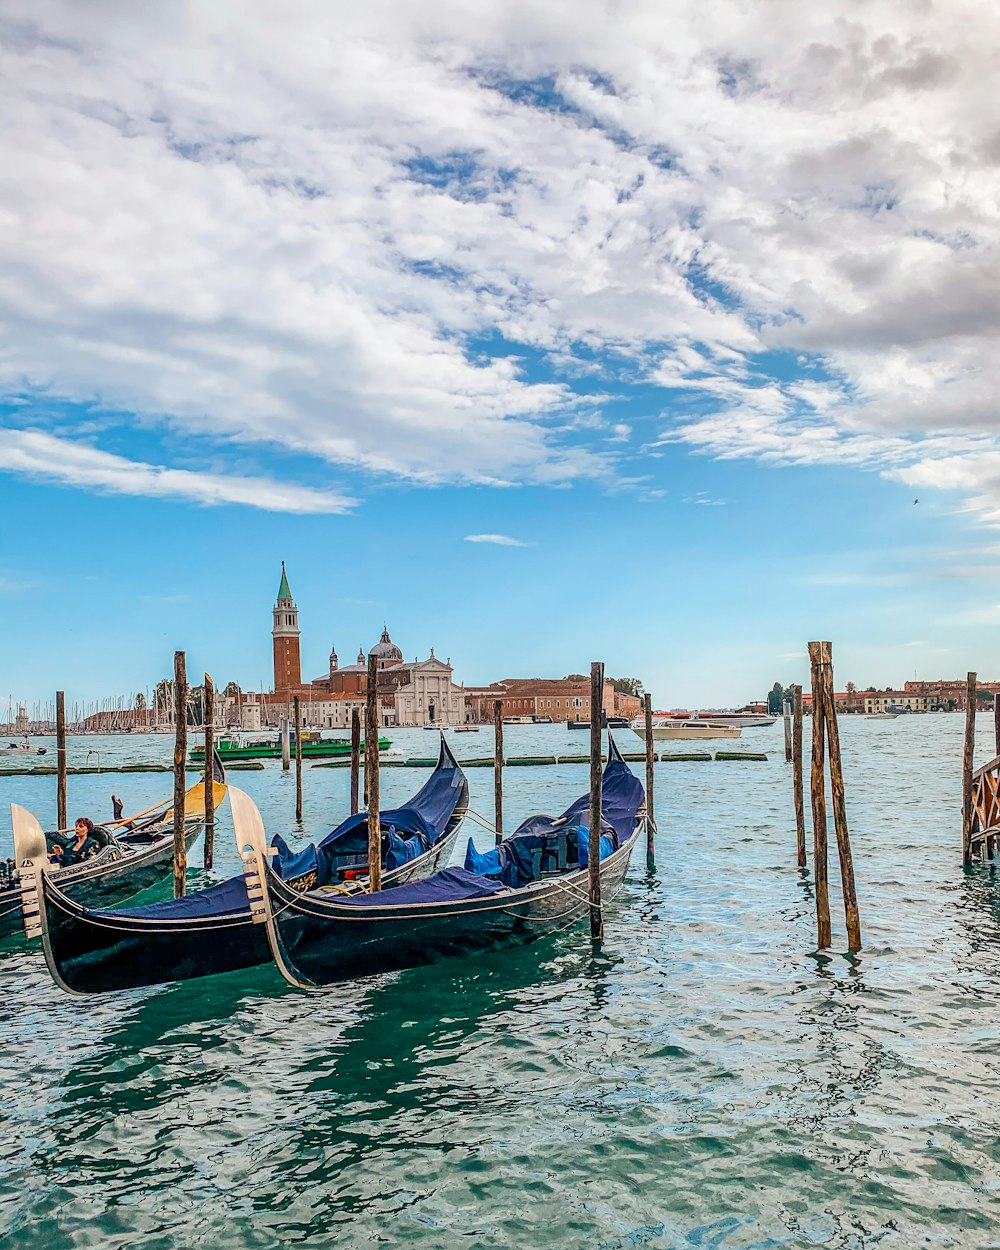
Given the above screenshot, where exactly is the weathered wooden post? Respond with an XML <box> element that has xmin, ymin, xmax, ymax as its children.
<box><xmin>173</xmin><ymin>650</ymin><xmax>188</xmax><ymax>898</ymax></box>
<box><xmin>962</xmin><ymin>671</ymin><xmax>977</xmax><ymax>867</ymax></box>
<box><xmin>792</xmin><ymin>683</ymin><xmax>806</xmax><ymax>868</ymax></box>
<box><xmin>994</xmin><ymin>694</ymin><xmax>1000</xmax><ymax>760</ymax></box>
<box><xmin>643</xmin><ymin>691</ymin><xmax>655</xmax><ymax>869</ymax></box>
<box><xmin>55</xmin><ymin>690</ymin><xmax>67</xmax><ymax>832</ymax></box>
<box><xmin>280</xmin><ymin>716</ymin><xmax>291</xmax><ymax>772</ymax></box>
<box><xmin>807</xmin><ymin>643</ymin><xmax>831</xmax><ymax>948</ymax></box>
<box><xmin>493</xmin><ymin>699</ymin><xmax>504</xmax><ymax>845</ymax></box>
<box><xmin>365</xmin><ymin>654</ymin><xmax>381</xmax><ymax>893</ymax></box>
<box><xmin>294</xmin><ymin>695</ymin><xmax>303</xmax><ymax>823</ymax></box>
<box><xmin>203</xmin><ymin>672</ymin><xmax>215</xmax><ymax>869</ymax></box>
<box><xmin>783</xmin><ymin>695</ymin><xmax>792</xmax><ymax>762</ymax></box>
<box><xmin>818</xmin><ymin>644</ymin><xmax>862</xmax><ymax>951</ymax></box>
<box><xmin>589</xmin><ymin>661</ymin><xmax>605</xmax><ymax>945</ymax></box>
<box><xmin>350</xmin><ymin>707</ymin><xmax>361</xmax><ymax>815</ymax></box>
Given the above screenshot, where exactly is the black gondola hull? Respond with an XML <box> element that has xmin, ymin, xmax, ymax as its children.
<box><xmin>32</xmin><ymin>739</ymin><xmax>469</xmax><ymax>994</ymax></box>
<box><xmin>266</xmin><ymin>825</ymin><xmax>641</xmax><ymax>988</ymax></box>
<box><xmin>40</xmin><ymin>880</ymin><xmax>270</xmax><ymax>994</ymax></box>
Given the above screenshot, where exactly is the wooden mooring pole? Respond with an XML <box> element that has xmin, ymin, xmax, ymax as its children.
<box><xmin>172</xmin><ymin>650</ymin><xmax>188</xmax><ymax>898</ymax></box>
<box><xmin>280</xmin><ymin>717</ymin><xmax>290</xmax><ymax>772</ymax></box>
<box><xmin>792</xmin><ymin>684</ymin><xmax>806</xmax><ymax>868</ymax></box>
<box><xmin>995</xmin><ymin>693</ymin><xmax>1000</xmax><ymax>760</ymax></box>
<box><xmin>589</xmin><ymin>661</ymin><xmax>605</xmax><ymax>946</ymax></box>
<box><xmin>203</xmin><ymin>672</ymin><xmax>215</xmax><ymax>869</ymax></box>
<box><xmin>818</xmin><ymin>644</ymin><xmax>861</xmax><ymax>951</ymax></box>
<box><xmin>350</xmin><ymin>707</ymin><xmax>361</xmax><ymax>815</ymax></box>
<box><xmin>493</xmin><ymin>699</ymin><xmax>504</xmax><ymax>845</ymax></box>
<box><xmin>366</xmin><ymin>654</ymin><xmax>381</xmax><ymax>893</ymax></box>
<box><xmin>55</xmin><ymin>690</ymin><xmax>67</xmax><ymax>832</ymax></box>
<box><xmin>643</xmin><ymin>691</ymin><xmax>655</xmax><ymax>869</ymax></box>
<box><xmin>783</xmin><ymin>694</ymin><xmax>792</xmax><ymax>763</ymax></box>
<box><xmin>807</xmin><ymin>644</ymin><xmax>831</xmax><ymax>948</ymax></box>
<box><xmin>294</xmin><ymin>695</ymin><xmax>303</xmax><ymax>824</ymax></box>
<box><xmin>962</xmin><ymin>670</ymin><xmax>977</xmax><ymax>867</ymax></box>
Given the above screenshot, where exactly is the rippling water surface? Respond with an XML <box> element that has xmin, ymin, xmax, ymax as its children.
<box><xmin>3</xmin><ymin>718</ymin><xmax>1000</xmax><ymax>1248</ymax></box>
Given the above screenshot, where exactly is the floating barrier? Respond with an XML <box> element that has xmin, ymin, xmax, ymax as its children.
<box><xmin>715</xmin><ymin>751</ymin><xmax>768</xmax><ymax>761</ymax></box>
<box><xmin>659</xmin><ymin>752</ymin><xmax>713</xmax><ymax>762</ymax></box>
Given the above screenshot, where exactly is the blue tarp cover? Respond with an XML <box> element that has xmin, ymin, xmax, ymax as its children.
<box><xmin>94</xmin><ymin>875</ymin><xmax>251</xmax><ymax>921</ymax></box>
<box><xmin>332</xmin><ymin>866</ymin><xmax>509</xmax><ymax>908</ymax></box>
<box><xmin>463</xmin><ymin>736</ymin><xmax>643</xmax><ymax>888</ymax></box>
<box><xmin>271</xmin><ymin>738</ymin><xmax>466</xmax><ymax>886</ymax></box>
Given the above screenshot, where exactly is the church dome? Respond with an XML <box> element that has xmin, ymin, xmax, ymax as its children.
<box><xmin>369</xmin><ymin>626</ymin><xmax>402</xmax><ymax>663</ymax></box>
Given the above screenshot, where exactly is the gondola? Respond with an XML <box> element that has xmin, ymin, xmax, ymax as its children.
<box><xmin>14</xmin><ymin>736</ymin><xmax>468</xmax><ymax>994</ymax></box>
<box><xmin>0</xmin><ymin>757</ymin><xmax>227</xmax><ymax>942</ymax></box>
<box><xmin>240</xmin><ymin>735</ymin><xmax>647</xmax><ymax>990</ymax></box>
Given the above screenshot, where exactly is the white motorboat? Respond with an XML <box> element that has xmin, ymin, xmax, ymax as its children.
<box><xmin>688</xmin><ymin>712</ymin><xmax>776</xmax><ymax>728</ymax></box>
<box><xmin>4</xmin><ymin>735</ymin><xmax>47</xmax><ymax>756</ymax></box>
<box><xmin>632</xmin><ymin>720</ymin><xmax>742</xmax><ymax>741</ymax></box>
<box><xmin>866</xmin><ymin>713</ymin><xmax>899</xmax><ymax>720</ymax></box>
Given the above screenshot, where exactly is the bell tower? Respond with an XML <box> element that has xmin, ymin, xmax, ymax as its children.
<box><xmin>272</xmin><ymin>562</ymin><xmax>301</xmax><ymax>692</ymax></box>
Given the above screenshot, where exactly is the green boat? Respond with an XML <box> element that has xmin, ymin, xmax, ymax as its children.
<box><xmin>189</xmin><ymin>733</ymin><xmax>391</xmax><ymax>763</ymax></box>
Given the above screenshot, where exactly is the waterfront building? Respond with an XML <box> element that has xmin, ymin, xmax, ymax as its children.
<box><xmin>271</xmin><ymin>563</ymin><xmax>301</xmax><ymax>693</ymax></box>
<box><xmin>265</xmin><ymin>565</ymin><xmax>466</xmax><ymax>727</ymax></box>
<box><xmin>464</xmin><ymin>677</ymin><xmax>618</xmax><ymax>724</ymax></box>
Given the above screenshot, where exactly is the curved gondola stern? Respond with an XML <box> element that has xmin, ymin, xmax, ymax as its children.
<box><xmin>10</xmin><ymin>803</ymin><xmax>78</xmax><ymax>994</ymax></box>
<box><xmin>229</xmin><ymin>785</ymin><xmax>313</xmax><ymax>992</ymax></box>
<box><xmin>437</xmin><ymin>730</ymin><xmax>460</xmax><ymax>772</ymax></box>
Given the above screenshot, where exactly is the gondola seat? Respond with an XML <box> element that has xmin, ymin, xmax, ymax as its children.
<box><xmin>464</xmin><ymin>815</ymin><xmax>618</xmax><ymax>889</ymax></box>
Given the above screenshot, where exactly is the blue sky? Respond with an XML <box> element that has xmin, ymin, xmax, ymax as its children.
<box><xmin>2</xmin><ymin>1</ymin><xmax>1000</xmax><ymax>709</ymax></box>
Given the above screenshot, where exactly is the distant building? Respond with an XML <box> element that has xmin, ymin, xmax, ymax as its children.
<box><xmin>465</xmin><ymin>677</ymin><xmax>617</xmax><ymax>724</ymax></box>
<box><xmin>271</xmin><ymin>562</ymin><xmax>302</xmax><ymax>693</ymax></box>
<box><xmin>265</xmin><ymin>565</ymin><xmax>466</xmax><ymax>726</ymax></box>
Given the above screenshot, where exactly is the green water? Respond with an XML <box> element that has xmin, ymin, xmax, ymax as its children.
<box><xmin>2</xmin><ymin>719</ymin><xmax>1000</xmax><ymax>1247</ymax></box>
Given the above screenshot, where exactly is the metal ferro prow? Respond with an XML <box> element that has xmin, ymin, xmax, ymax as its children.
<box><xmin>229</xmin><ymin>786</ymin><xmax>278</xmax><ymax>927</ymax></box>
<box><xmin>10</xmin><ymin>803</ymin><xmax>49</xmax><ymax>940</ymax></box>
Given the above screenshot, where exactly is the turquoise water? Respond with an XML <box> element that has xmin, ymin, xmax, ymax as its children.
<box><xmin>2</xmin><ymin>718</ymin><xmax>1000</xmax><ymax>1248</ymax></box>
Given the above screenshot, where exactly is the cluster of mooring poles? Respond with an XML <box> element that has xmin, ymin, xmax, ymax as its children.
<box><xmin>51</xmin><ymin>652</ymin><xmax>659</xmax><ymax>934</ymax></box>
<box><xmin>786</xmin><ymin>641</ymin><xmax>862</xmax><ymax>952</ymax></box>
<box><xmin>960</xmin><ymin>671</ymin><xmax>1000</xmax><ymax>866</ymax></box>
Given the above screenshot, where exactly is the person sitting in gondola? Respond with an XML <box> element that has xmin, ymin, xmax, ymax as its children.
<box><xmin>49</xmin><ymin>817</ymin><xmax>101</xmax><ymax>866</ymax></box>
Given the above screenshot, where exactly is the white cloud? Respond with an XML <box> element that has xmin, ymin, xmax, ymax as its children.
<box><xmin>1</xmin><ymin>1</ymin><xmax>1000</xmax><ymax>515</ymax></box>
<box><xmin>464</xmin><ymin>533</ymin><xmax>531</xmax><ymax>546</ymax></box>
<box><xmin>0</xmin><ymin>428</ymin><xmax>353</xmax><ymax>513</ymax></box>
<box><xmin>890</xmin><ymin>454</ymin><xmax>1000</xmax><ymax>527</ymax></box>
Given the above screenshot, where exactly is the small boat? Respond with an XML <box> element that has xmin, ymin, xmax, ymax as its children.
<box><xmin>453</xmin><ymin>726</ymin><xmax>479</xmax><ymax>733</ymax></box>
<box><xmin>189</xmin><ymin>732</ymin><xmax>391</xmax><ymax>763</ymax></box>
<box><xmin>632</xmin><ymin>720</ymin><xmax>741</xmax><ymax>741</ymax></box>
<box><xmin>242</xmin><ymin>735</ymin><xmax>647</xmax><ymax>989</ymax></box>
<box><xmin>422</xmin><ymin>724</ymin><xmax>444</xmax><ymax>730</ymax></box>
<box><xmin>17</xmin><ymin>737</ymin><xmax>469</xmax><ymax>994</ymax></box>
<box><xmin>865</xmin><ymin>713</ymin><xmax>899</xmax><ymax>720</ymax></box>
<box><xmin>502</xmin><ymin>716</ymin><xmax>533</xmax><ymax>725</ymax></box>
<box><xmin>689</xmin><ymin>712</ymin><xmax>776</xmax><ymax>729</ymax></box>
<box><xmin>1</xmin><ymin>758</ymin><xmax>226</xmax><ymax>942</ymax></box>
<box><xmin>4</xmin><ymin>735</ymin><xmax>46</xmax><ymax>756</ymax></box>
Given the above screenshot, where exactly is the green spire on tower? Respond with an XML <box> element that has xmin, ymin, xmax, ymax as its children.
<box><xmin>277</xmin><ymin>561</ymin><xmax>292</xmax><ymax>603</ymax></box>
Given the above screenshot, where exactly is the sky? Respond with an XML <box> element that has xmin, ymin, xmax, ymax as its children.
<box><xmin>3</xmin><ymin>0</ymin><xmax>1000</xmax><ymax>710</ymax></box>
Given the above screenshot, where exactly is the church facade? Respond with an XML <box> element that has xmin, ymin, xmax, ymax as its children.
<box><xmin>266</xmin><ymin>565</ymin><xmax>468</xmax><ymax>727</ymax></box>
